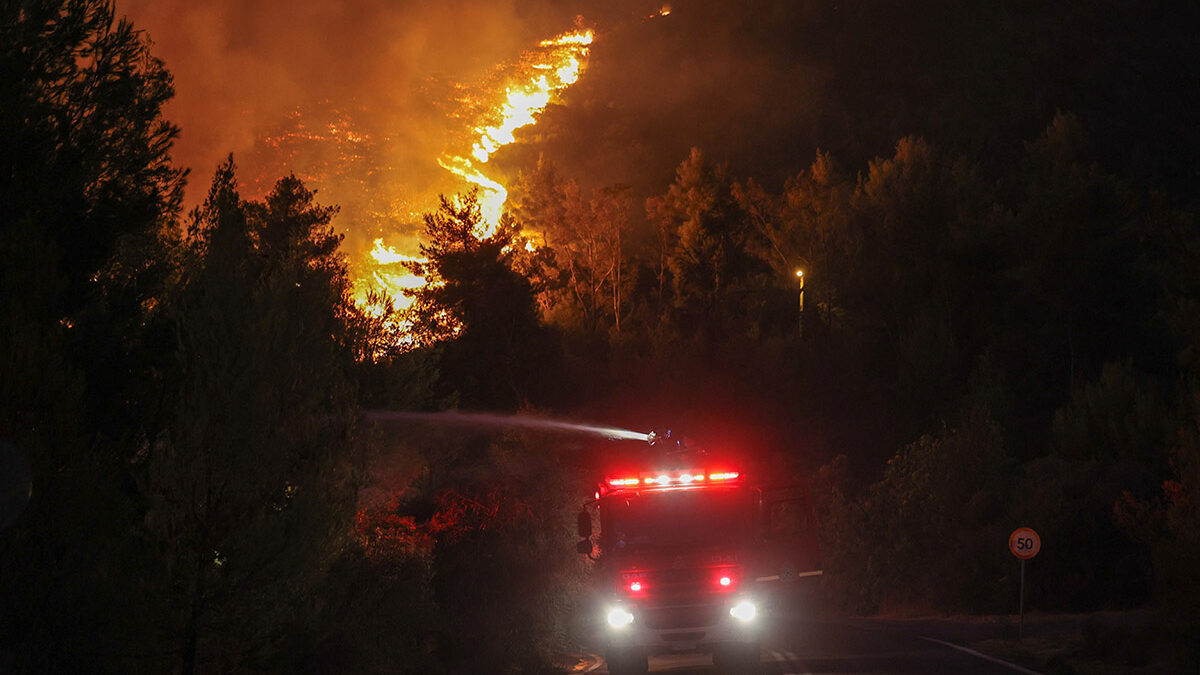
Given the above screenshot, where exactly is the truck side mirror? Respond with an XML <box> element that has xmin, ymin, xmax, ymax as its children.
<box><xmin>576</xmin><ymin>509</ymin><xmax>592</xmax><ymax>538</ymax></box>
<box><xmin>575</xmin><ymin>538</ymin><xmax>594</xmax><ymax>556</ymax></box>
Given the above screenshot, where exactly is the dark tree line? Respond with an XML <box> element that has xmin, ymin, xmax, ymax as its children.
<box><xmin>0</xmin><ymin>3</ymin><xmax>379</xmax><ymax>670</ymax></box>
<box><xmin>397</xmin><ymin>114</ymin><xmax>1200</xmax><ymax>649</ymax></box>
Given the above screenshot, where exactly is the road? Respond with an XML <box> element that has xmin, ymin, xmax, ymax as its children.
<box><xmin>595</xmin><ymin>615</ymin><xmax>1041</xmax><ymax>674</ymax></box>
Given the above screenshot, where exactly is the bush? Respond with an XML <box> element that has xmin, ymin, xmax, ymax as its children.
<box><xmin>344</xmin><ymin>424</ymin><xmax>590</xmax><ymax>673</ymax></box>
<box><xmin>817</xmin><ymin>408</ymin><xmax>1012</xmax><ymax>614</ymax></box>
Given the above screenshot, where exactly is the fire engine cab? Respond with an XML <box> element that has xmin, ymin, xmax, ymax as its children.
<box><xmin>576</xmin><ymin>434</ymin><xmax>821</xmax><ymax>675</ymax></box>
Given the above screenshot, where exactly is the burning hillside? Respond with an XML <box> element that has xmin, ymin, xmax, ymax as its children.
<box><xmin>438</xmin><ymin>28</ymin><xmax>594</xmax><ymax>234</ymax></box>
<box><xmin>224</xmin><ymin>25</ymin><xmax>595</xmax><ymax>310</ymax></box>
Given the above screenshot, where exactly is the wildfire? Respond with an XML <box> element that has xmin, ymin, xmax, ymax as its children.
<box><xmin>438</xmin><ymin>28</ymin><xmax>594</xmax><ymax>234</ymax></box>
<box><xmin>353</xmin><ymin>24</ymin><xmax>595</xmax><ymax>320</ymax></box>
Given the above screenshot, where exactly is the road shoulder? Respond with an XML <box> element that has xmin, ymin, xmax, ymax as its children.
<box><xmin>863</xmin><ymin>609</ymin><xmax>1185</xmax><ymax>675</ymax></box>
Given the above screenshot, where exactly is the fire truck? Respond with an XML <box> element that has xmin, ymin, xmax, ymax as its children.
<box><xmin>575</xmin><ymin>433</ymin><xmax>821</xmax><ymax>674</ymax></box>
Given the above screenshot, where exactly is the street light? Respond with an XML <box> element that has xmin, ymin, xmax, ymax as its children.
<box><xmin>795</xmin><ymin>269</ymin><xmax>805</xmax><ymax>338</ymax></box>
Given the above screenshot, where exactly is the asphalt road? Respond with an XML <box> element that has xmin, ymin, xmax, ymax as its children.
<box><xmin>598</xmin><ymin>616</ymin><xmax>1041</xmax><ymax>674</ymax></box>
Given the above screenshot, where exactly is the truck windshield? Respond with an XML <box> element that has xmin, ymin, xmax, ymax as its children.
<box><xmin>605</xmin><ymin>487</ymin><xmax>745</xmax><ymax>551</ymax></box>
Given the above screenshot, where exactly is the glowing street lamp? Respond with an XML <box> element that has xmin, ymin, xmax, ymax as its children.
<box><xmin>795</xmin><ymin>269</ymin><xmax>805</xmax><ymax>338</ymax></box>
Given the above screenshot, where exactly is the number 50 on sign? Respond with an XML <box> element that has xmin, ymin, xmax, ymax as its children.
<box><xmin>1009</xmin><ymin>527</ymin><xmax>1041</xmax><ymax>560</ymax></box>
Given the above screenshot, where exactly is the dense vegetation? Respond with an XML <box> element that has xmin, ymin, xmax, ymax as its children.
<box><xmin>3</xmin><ymin>1</ymin><xmax>1200</xmax><ymax>672</ymax></box>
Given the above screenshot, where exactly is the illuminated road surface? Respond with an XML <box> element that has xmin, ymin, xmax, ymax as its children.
<box><xmin>599</xmin><ymin>616</ymin><xmax>1041</xmax><ymax>674</ymax></box>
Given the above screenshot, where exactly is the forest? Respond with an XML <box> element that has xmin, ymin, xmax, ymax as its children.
<box><xmin>3</xmin><ymin>1</ymin><xmax>1200</xmax><ymax>673</ymax></box>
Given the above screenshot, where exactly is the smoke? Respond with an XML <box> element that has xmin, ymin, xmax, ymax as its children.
<box><xmin>506</xmin><ymin>0</ymin><xmax>830</xmax><ymax>198</ymax></box>
<box><xmin>123</xmin><ymin>0</ymin><xmax>542</xmax><ymax>170</ymax></box>
<box><xmin>123</xmin><ymin>1</ymin><xmax>529</xmax><ymax>248</ymax></box>
<box><xmin>117</xmin><ymin>0</ymin><xmax>829</xmax><ymax>268</ymax></box>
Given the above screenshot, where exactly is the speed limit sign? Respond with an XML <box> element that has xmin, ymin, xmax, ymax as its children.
<box><xmin>1009</xmin><ymin>527</ymin><xmax>1041</xmax><ymax>560</ymax></box>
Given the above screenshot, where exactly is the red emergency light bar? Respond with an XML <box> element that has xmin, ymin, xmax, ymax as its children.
<box><xmin>604</xmin><ymin>470</ymin><xmax>741</xmax><ymax>489</ymax></box>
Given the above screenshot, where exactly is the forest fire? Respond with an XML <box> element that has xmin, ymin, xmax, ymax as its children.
<box><xmin>352</xmin><ymin>25</ymin><xmax>595</xmax><ymax>312</ymax></box>
<box><xmin>437</xmin><ymin>28</ymin><xmax>594</xmax><ymax>234</ymax></box>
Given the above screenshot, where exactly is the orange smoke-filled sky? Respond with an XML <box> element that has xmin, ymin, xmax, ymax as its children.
<box><xmin>123</xmin><ymin>0</ymin><xmax>565</xmax><ymax>176</ymax></box>
<box><xmin>121</xmin><ymin>2</ymin><xmax>642</xmax><ymax>243</ymax></box>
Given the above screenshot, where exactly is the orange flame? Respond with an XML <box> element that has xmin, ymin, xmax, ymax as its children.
<box><xmin>367</xmin><ymin>238</ymin><xmax>425</xmax><ymax>292</ymax></box>
<box><xmin>439</xmin><ymin>28</ymin><xmax>594</xmax><ymax>233</ymax></box>
<box><xmin>350</xmin><ymin>238</ymin><xmax>426</xmax><ymax>315</ymax></box>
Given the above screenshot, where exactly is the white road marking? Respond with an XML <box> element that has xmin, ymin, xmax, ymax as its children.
<box><xmin>755</xmin><ymin>570</ymin><xmax>824</xmax><ymax>582</ymax></box>
<box><xmin>767</xmin><ymin>648</ymin><xmax>812</xmax><ymax>675</ymax></box>
<box><xmin>920</xmin><ymin>636</ymin><xmax>1043</xmax><ymax>674</ymax></box>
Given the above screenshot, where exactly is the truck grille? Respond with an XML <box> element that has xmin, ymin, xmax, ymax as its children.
<box><xmin>662</xmin><ymin>631</ymin><xmax>706</xmax><ymax>642</ymax></box>
<box><xmin>641</xmin><ymin>604</ymin><xmax>722</xmax><ymax>630</ymax></box>
<box><xmin>643</xmin><ymin>568</ymin><xmax>709</xmax><ymax>596</ymax></box>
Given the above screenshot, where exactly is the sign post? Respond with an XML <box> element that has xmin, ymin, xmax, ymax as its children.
<box><xmin>1008</xmin><ymin>527</ymin><xmax>1041</xmax><ymax>640</ymax></box>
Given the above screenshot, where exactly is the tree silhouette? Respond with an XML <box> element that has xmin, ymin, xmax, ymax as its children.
<box><xmin>405</xmin><ymin>191</ymin><xmax>555</xmax><ymax>409</ymax></box>
<box><xmin>0</xmin><ymin>0</ymin><xmax>184</xmax><ymax>323</ymax></box>
<box><xmin>647</xmin><ymin>147</ymin><xmax>769</xmax><ymax>339</ymax></box>
<box><xmin>0</xmin><ymin>2</ymin><xmax>185</xmax><ymax>667</ymax></box>
<box><xmin>143</xmin><ymin>159</ymin><xmax>363</xmax><ymax>673</ymax></box>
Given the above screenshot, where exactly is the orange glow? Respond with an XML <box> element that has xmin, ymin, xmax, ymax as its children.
<box><xmin>439</xmin><ymin>28</ymin><xmax>594</xmax><ymax>234</ymax></box>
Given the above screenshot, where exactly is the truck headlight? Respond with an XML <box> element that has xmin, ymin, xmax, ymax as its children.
<box><xmin>729</xmin><ymin>600</ymin><xmax>757</xmax><ymax>622</ymax></box>
<box><xmin>607</xmin><ymin>607</ymin><xmax>635</xmax><ymax>628</ymax></box>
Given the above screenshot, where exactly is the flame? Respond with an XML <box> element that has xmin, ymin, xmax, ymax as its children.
<box><xmin>353</xmin><ymin>238</ymin><xmax>425</xmax><ymax>310</ymax></box>
<box><xmin>354</xmin><ymin>24</ymin><xmax>594</xmax><ymax>327</ymax></box>
<box><xmin>439</xmin><ymin>28</ymin><xmax>594</xmax><ymax>234</ymax></box>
